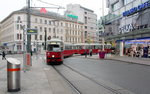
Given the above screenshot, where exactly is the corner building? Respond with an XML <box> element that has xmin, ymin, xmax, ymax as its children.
<box><xmin>0</xmin><ymin>8</ymin><xmax>84</xmax><ymax>53</ymax></box>
<box><xmin>65</xmin><ymin>4</ymin><xmax>97</xmax><ymax>43</ymax></box>
<box><xmin>105</xmin><ymin>0</ymin><xmax>150</xmax><ymax>56</ymax></box>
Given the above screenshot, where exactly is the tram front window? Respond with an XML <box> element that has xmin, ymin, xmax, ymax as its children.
<box><xmin>47</xmin><ymin>45</ymin><xmax>61</xmax><ymax>52</ymax></box>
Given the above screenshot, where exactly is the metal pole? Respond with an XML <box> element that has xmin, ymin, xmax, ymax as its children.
<box><xmin>102</xmin><ymin>0</ymin><xmax>105</xmax><ymax>51</ymax></box>
<box><xmin>44</xmin><ymin>30</ymin><xmax>47</xmax><ymax>50</ymax></box>
<box><xmin>27</xmin><ymin>0</ymin><xmax>31</xmax><ymax>53</ymax></box>
<box><xmin>25</xmin><ymin>0</ymin><xmax>32</xmax><ymax>68</ymax></box>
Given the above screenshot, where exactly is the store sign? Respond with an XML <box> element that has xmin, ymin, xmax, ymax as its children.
<box><xmin>123</xmin><ymin>1</ymin><xmax>150</xmax><ymax>17</ymax></box>
<box><xmin>119</xmin><ymin>24</ymin><xmax>134</xmax><ymax>34</ymax></box>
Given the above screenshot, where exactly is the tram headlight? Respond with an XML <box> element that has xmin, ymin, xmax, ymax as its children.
<box><xmin>52</xmin><ymin>55</ymin><xmax>55</xmax><ymax>57</ymax></box>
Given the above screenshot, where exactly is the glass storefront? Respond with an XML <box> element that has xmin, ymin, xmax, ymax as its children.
<box><xmin>124</xmin><ymin>37</ymin><xmax>150</xmax><ymax>58</ymax></box>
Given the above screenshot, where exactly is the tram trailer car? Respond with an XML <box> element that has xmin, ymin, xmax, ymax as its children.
<box><xmin>46</xmin><ymin>39</ymin><xmax>112</xmax><ymax>65</ymax></box>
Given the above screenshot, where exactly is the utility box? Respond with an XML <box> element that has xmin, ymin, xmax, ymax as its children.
<box><xmin>7</xmin><ymin>58</ymin><xmax>21</xmax><ymax>92</ymax></box>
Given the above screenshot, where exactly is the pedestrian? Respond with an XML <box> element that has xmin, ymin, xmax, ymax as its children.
<box><xmin>85</xmin><ymin>49</ymin><xmax>87</xmax><ymax>58</ymax></box>
<box><xmin>30</xmin><ymin>50</ymin><xmax>33</xmax><ymax>56</ymax></box>
<box><xmin>2</xmin><ymin>51</ymin><xmax>6</xmax><ymax>60</ymax></box>
<box><xmin>89</xmin><ymin>49</ymin><xmax>92</xmax><ymax>56</ymax></box>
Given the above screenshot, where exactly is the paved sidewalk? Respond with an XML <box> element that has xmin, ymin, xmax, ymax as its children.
<box><xmin>0</xmin><ymin>55</ymin><xmax>76</xmax><ymax>94</ymax></box>
<box><xmin>83</xmin><ymin>54</ymin><xmax>150</xmax><ymax>66</ymax></box>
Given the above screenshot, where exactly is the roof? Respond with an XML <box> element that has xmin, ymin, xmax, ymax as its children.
<box><xmin>1</xmin><ymin>8</ymin><xmax>84</xmax><ymax>24</ymax></box>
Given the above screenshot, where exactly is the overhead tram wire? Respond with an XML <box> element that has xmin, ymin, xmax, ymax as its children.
<box><xmin>37</xmin><ymin>0</ymin><xmax>65</xmax><ymax>9</ymax></box>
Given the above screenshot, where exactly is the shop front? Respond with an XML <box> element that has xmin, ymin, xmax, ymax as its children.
<box><xmin>116</xmin><ymin>37</ymin><xmax>150</xmax><ymax>58</ymax></box>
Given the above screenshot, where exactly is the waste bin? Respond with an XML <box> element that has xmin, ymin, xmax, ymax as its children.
<box><xmin>7</xmin><ymin>58</ymin><xmax>21</xmax><ymax>92</ymax></box>
<box><xmin>99</xmin><ymin>51</ymin><xmax>105</xmax><ymax>59</ymax></box>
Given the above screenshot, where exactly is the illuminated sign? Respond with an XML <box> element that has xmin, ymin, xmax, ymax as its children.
<box><xmin>125</xmin><ymin>38</ymin><xmax>150</xmax><ymax>44</ymax></box>
<box><xmin>27</xmin><ymin>29</ymin><xmax>38</xmax><ymax>35</ymax></box>
<box><xmin>67</xmin><ymin>14</ymin><xmax>78</xmax><ymax>19</ymax></box>
<box><xmin>123</xmin><ymin>1</ymin><xmax>150</xmax><ymax>17</ymax></box>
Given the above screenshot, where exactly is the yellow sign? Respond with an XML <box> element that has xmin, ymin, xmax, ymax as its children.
<box><xmin>27</xmin><ymin>29</ymin><xmax>38</xmax><ymax>35</ymax></box>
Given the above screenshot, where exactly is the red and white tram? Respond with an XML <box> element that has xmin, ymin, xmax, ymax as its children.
<box><xmin>46</xmin><ymin>38</ymin><xmax>112</xmax><ymax>65</ymax></box>
<box><xmin>46</xmin><ymin>39</ymin><xmax>64</xmax><ymax>65</ymax></box>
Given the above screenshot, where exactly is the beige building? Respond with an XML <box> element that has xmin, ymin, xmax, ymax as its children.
<box><xmin>65</xmin><ymin>4</ymin><xmax>97</xmax><ymax>43</ymax></box>
<box><xmin>0</xmin><ymin>8</ymin><xmax>84</xmax><ymax>53</ymax></box>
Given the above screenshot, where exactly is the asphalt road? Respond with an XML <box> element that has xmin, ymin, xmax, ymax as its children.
<box><xmin>63</xmin><ymin>56</ymin><xmax>150</xmax><ymax>94</ymax></box>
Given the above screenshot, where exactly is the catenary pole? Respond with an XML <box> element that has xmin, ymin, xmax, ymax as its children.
<box><xmin>27</xmin><ymin>0</ymin><xmax>31</xmax><ymax>53</ymax></box>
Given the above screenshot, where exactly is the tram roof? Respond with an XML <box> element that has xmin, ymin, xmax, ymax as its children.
<box><xmin>47</xmin><ymin>38</ymin><xmax>63</xmax><ymax>42</ymax></box>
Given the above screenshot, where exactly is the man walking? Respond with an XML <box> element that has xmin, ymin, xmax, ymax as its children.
<box><xmin>2</xmin><ymin>51</ymin><xmax>6</xmax><ymax>60</ymax></box>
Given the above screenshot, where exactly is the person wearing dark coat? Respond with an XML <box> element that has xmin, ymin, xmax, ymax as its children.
<box><xmin>2</xmin><ymin>51</ymin><xmax>6</xmax><ymax>60</ymax></box>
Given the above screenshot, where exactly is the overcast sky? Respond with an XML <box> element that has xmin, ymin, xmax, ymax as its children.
<box><xmin>0</xmin><ymin>0</ymin><xmax>108</xmax><ymax>21</ymax></box>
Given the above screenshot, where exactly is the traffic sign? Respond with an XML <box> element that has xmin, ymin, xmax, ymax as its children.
<box><xmin>27</xmin><ymin>29</ymin><xmax>38</xmax><ymax>35</ymax></box>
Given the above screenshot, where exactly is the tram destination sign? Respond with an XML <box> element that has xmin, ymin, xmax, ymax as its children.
<box><xmin>27</xmin><ymin>28</ymin><xmax>38</xmax><ymax>35</ymax></box>
<box><xmin>123</xmin><ymin>0</ymin><xmax>150</xmax><ymax>17</ymax></box>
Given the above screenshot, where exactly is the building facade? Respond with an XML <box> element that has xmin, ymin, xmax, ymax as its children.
<box><xmin>65</xmin><ymin>4</ymin><xmax>98</xmax><ymax>43</ymax></box>
<box><xmin>97</xmin><ymin>18</ymin><xmax>105</xmax><ymax>44</ymax></box>
<box><xmin>0</xmin><ymin>8</ymin><xmax>84</xmax><ymax>53</ymax></box>
<box><xmin>105</xmin><ymin>0</ymin><xmax>150</xmax><ymax>56</ymax></box>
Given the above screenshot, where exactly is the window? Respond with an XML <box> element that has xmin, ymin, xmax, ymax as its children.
<box><xmin>17</xmin><ymin>34</ymin><xmax>19</xmax><ymax>40</ymax></box>
<box><xmin>112</xmin><ymin>2</ymin><xmax>120</xmax><ymax>11</ymax></box>
<box><xmin>85</xmin><ymin>12</ymin><xmax>87</xmax><ymax>14</ymax></box>
<box><xmin>49</xmin><ymin>28</ymin><xmax>51</xmax><ymax>33</ymax></box>
<box><xmin>66</xmin><ymin>23</ymin><xmax>68</xmax><ymax>27</ymax></box>
<box><xmin>45</xmin><ymin>20</ymin><xmax>47</xmax><ymax>24</ymax></box>
<box><xmin>17</xmin><ymin>16</ymin><xmax>21</xmax><ymax>23</ymax></box>
<box><xmin>20</xmin><ymin>34</ymin><xmax>22</xmax><ymax>39</ymax></box>
<box><xmin>17</xmin><ymin>24</ymin><xmax>19</xmax><ymax>30</ymax></box>
<box><xmin>85</xmin><ymin>17</ymin><xmax>87</xmax><ymax>24</ymax></box>
<box><xmin>35</xmin><ymin>26</ymin><xmax>38</xmax><ymax>31</ymax></box>
<box><xmin>85</xmin><ymin>26</ymin><xmax>87</xmax><ymax>29</ymax></box>
<box><xmin>61</xmin><ymin>22</ymin><xmax>63</xmax><ymax>26</ymax></box>
<box><xmin>35</xmin><ymin>18</ymin><xmax>38</xmax><ymax>23</ymax></box>
<box><xmin>124</xmin><ymin>0</ymin><xmax>134</xmax><ymax>5</ymax></box>
<box><xmin>40</xmin><ymin>27</ymin><xmax>42</xmax><ymax>32</ymax></box>
<box><xmin>44</xmin><ymin>27</ymin><xmax>47</xmax><ymax>32</ymax></box>
<box><xmin>53</xmin><ymin>28</ymin><xmax>56</xmax><ymax>33</ymax></box>
<box><xmin>40</xmin><ymin>35</ymin><xmax>42</xmax><ymax>40</ymax></box>
<box><xmin>35</xmin><ymin>35</ymin><xmax>37</xmax><ymax>40</ymax></box>
<box><xmin>40</xmin><ymin>19</ymin><xmax>42</xmax><ymax>23</ymax></box>
<box><xmin>49</xmin><ymin>21</ymin><xmax>51</xmax><ymax>25</ymax></box>
<box><xmin>57</xmin><ymin>29</ymin><xmax>59</xmax><ymax>34</ymax></box>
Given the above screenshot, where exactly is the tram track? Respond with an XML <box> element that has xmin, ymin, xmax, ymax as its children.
<box><xmin>52</xmin><ymin>65</ymin><xmax>82</xmax><ymax>94</ymax></box>
<box><xmin>53</xmin><ymin>64</ymin><xmax>123</xmax><ymax>94</ymax></box>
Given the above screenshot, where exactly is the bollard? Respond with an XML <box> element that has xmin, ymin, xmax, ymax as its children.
<box><xmin>7</xmin><ymin>58</ymin><xmax>21</xmax><ymax>92</ymax></box>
